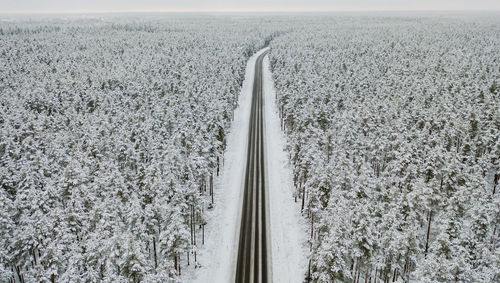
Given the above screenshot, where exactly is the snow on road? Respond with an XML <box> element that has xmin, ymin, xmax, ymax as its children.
<box><xmin>183</xmin><ymin>48</ymin><xmax>307</xmax><ymax>283</ymax></box>
<box><xmin>263</xmin><ymin>55</ymin><xmax>309</xmax><ymax>283</ymax></box>
<box><xmin>184</xmin><ymin>48</ymin><xmax>269</xmax><ymax>283</ymax></box>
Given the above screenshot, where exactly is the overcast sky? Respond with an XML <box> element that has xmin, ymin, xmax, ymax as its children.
<box><xmin>1</xmin><ymin>0</ymin><xmax>499</xmax><ymax>14</ymax></box>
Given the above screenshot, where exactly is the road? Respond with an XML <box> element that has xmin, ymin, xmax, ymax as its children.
<box><xmin>235</xmin><ymin>50</ymin><xmax>270</xmax><ymax>283</ymax></box>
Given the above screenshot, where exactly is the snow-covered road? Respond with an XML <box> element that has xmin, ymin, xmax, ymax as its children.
<box><xmin>184</xmin><ymin>48</ymin><xmax>307</xmax><ymax>283</ymax></box>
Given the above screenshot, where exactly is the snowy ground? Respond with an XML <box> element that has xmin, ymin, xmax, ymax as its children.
<box><xmin>182</xmin><ymin>48</ymin><xmax>308</xmax><ymax>283</ymax></box>
<box><xmin>263</xmin><ymin>56</ymin><xmax>308</xmax><ymax>283</ymax></box>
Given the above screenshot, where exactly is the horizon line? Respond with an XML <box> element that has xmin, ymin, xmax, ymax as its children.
<box><xmin>1</xmin><ymin>9</ymin><xmax>499</xmax><ymax>15</ymax></box>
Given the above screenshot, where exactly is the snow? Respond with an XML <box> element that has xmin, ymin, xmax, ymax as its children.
<box><xmin>183</xmin><ymin>47</ymin><xmax>269</xmax><ymax>283</ymax></box>
<box><xmin>263</xmin><ymin>55</ymin><xmax>309</xmax><ymax>283</ymax></box>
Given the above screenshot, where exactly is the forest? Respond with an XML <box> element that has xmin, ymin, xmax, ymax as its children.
<box><xmin>269</xmin><ymin>16</ymin><xmax>499</xmax><ymax>282</ymax></box>
<box><xmin>1</xmin><ymin>14</ymin><xmax>499</xmax><ymax>283</ymax></box>
<box><xmin>0</xmin><ymin>17</ymin><xmax>276</xmax><ymax>282</ymax></box>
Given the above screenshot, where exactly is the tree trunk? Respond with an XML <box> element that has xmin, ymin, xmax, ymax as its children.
<box><xmin>100</xmin><ymin>262</ymin><xmax>105</xmax><ymax>279</ymax></box>
<box><xmin>425</xmin><ymin>210</ymin><xmax>432</xmax><ymax>257</ymax></box>
<box><xmin>301</xmin><ymin>184</ymin><xmax>306</xmax><ymax>214</ymax></box>
<box><xmin>310</xmin><ymin>215</ymin><xmax>314</xmax><ymax>239</ymax></box>
<box><xmin>32</xmin><ymin>248</ymin><xmax>37</xmax><ymax>267</ymax></box>
<box><xmin>174</xmin><ymin>253</ymin><xmax>178</xmax><ymax>274</ymax></box>
<box><xmin>193</xmin><ymin>214</ymin><xmax>197</xmax><ymax>246</ymax></box>
<box><xmin>217</xmin><ymin>156</ymin><xmax>220</xmax><ymax>176</ymax></box>
<box><xmin>210</xmin><ymin>174</ymin><xmax>214</xmax><ymax>204</ymax></box>
<box><xmin>190</xmin><ymin>208</ymin><xmax>193</xmax><ymax>245</ymax></box>
<box><xmin>493</xmin><ymin>173</ymin><xmax>499</xmax><ymax>195</ymax></box>
<box><xmin>491</xmin><ymin>225</ymin><xmax>497</xmax><ymax>251</ymax></box>
<box><xmin>153</xmin><ymin>237</ymin><xmax>157</xmax><ymax>270</ymax></box>
<box><xmin>306</xmin><ymin>259</ymin><xmax>311</xmax><ymax>282</ymax></box>
<box><xmin>392</xmin><ymin>267</ymin><xmax>397</xmax><ymax>282</ymax></box>
<box><xmin>294</xmin><ymin>183</ymin><xmax>298</xmax><ymax>203</ymax></box>
<box><xmin>352</xmin><ymin>260</ymin><xmax>357</xmax><ymax>282</ymax></box>
<box><xmin>280</xmin><ymin>106</ymin><xmax>283</xmax><ymax>130</ymax></box>
<box><xmin>403</xmin><ymin>257</ymin><xmax>408</xmax><ymax>280</ymax></box>
<box><xmin>16</xmin><ymin>266</ymin><xmax>23</xmax><ymax>283</ymax></box>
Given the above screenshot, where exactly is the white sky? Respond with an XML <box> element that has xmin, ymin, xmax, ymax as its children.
<box><xmin>1</xmin><ymin>0</ymin><xmax>499</xmax><ymax>14</ymax></box>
